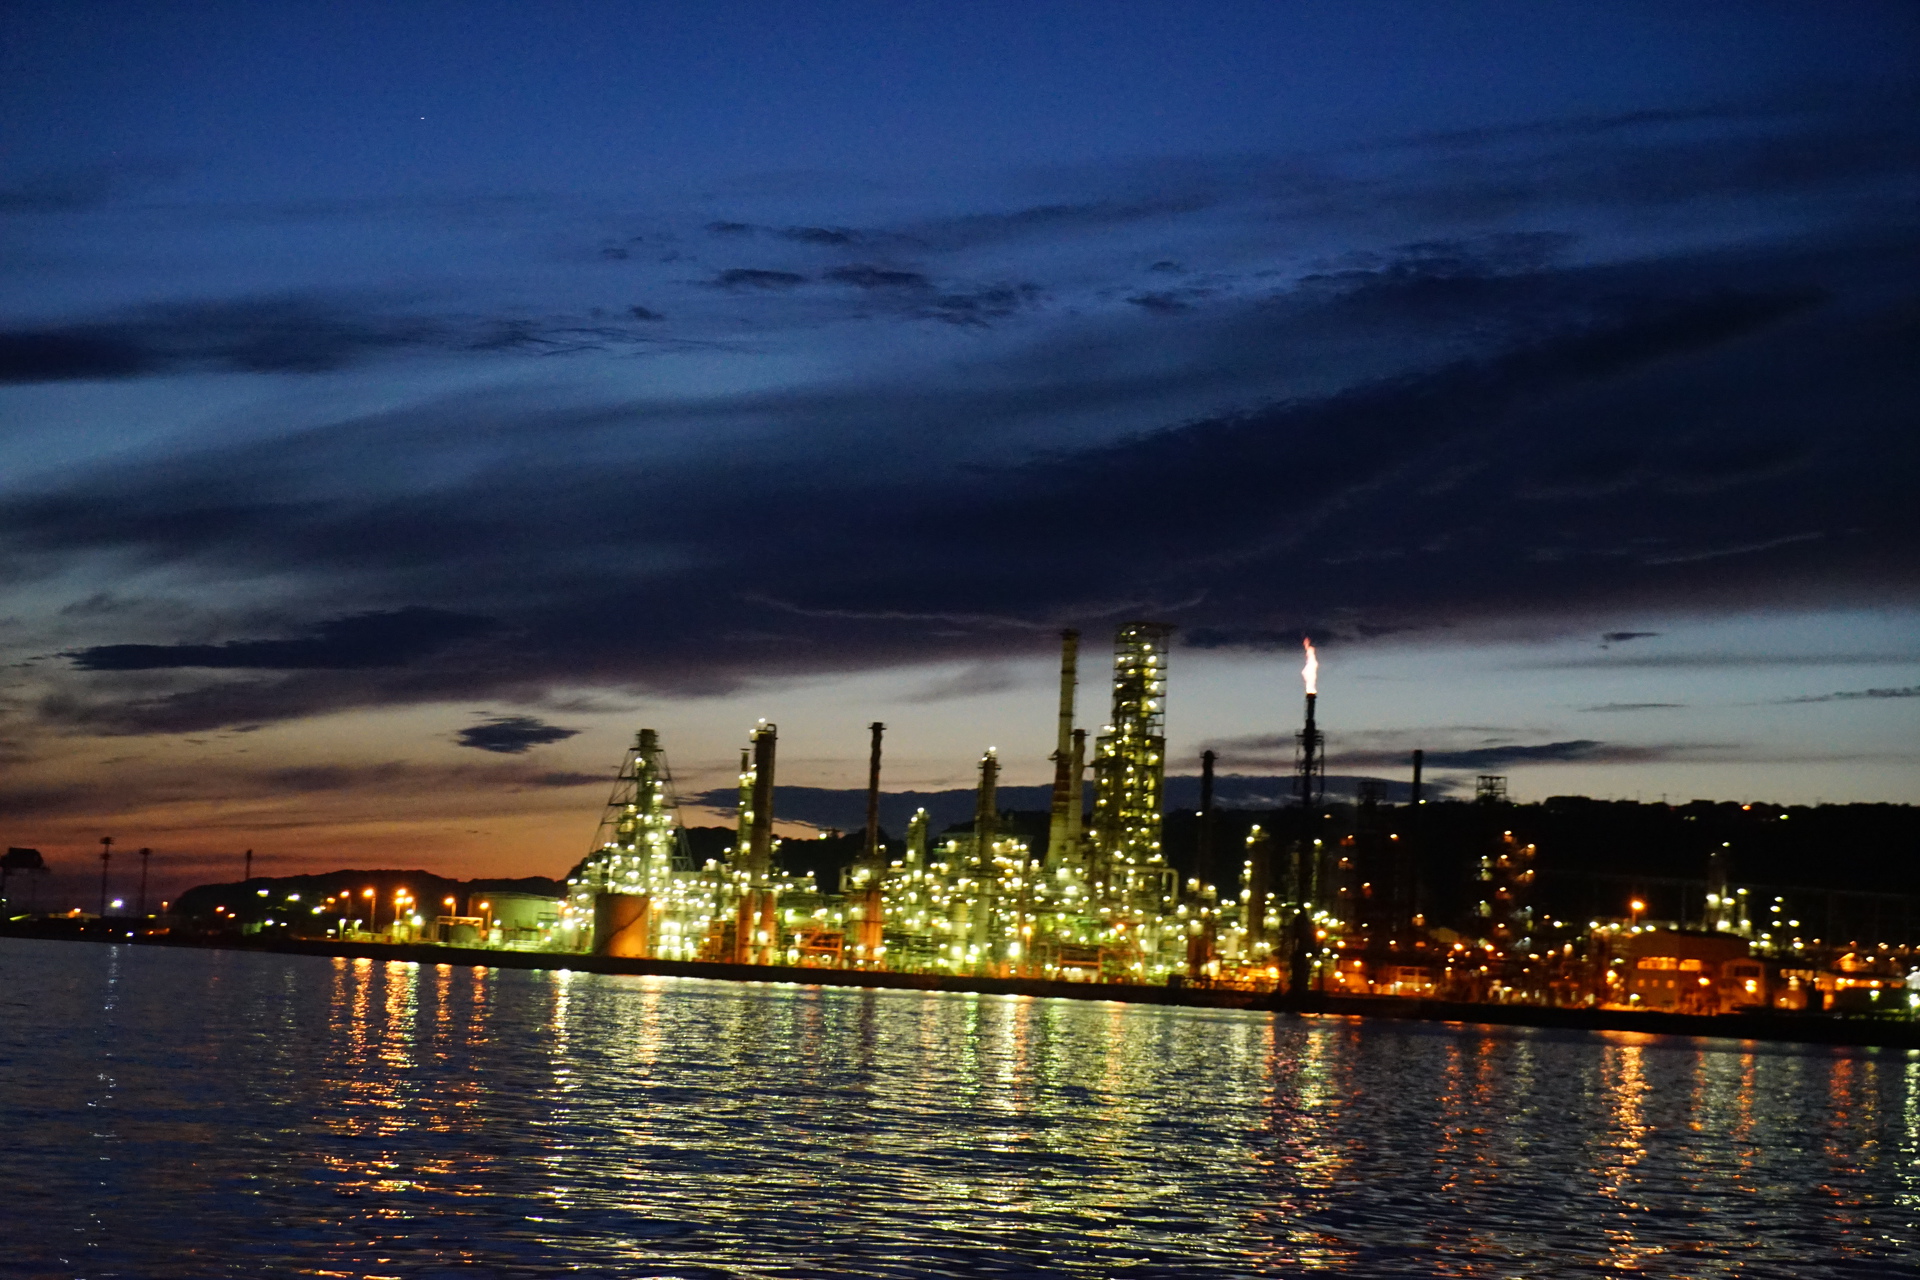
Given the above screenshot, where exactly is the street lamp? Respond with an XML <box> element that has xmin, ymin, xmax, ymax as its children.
<box><xmin>1629</xmin><ymin>898</ymin><xmax>1646</xmax><ymax>928</ymax></box>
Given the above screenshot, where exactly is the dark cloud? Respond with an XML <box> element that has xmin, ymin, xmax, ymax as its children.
<box><xmin>1580</xmin><ymin>702</ymin><xmax>1685</xmax><ymax>713</ymax></box>
<box><xmin>1127</xmin><ymin>293</ymin><xmax>1191</xmax><ymax>315</ymax></box>
<box><xmin>780</xmin><ymin>226</ymin><xmax>857</xmax><ymax>246</ymax></box>
<box><xmin>68</xmin><ymin>608</ymin><xmax>493</xmax><ymax>671</ymax></box>
<box><xmin>903</xmin><ymin>663</ymin><xmax>1024</xmax><ymax>704</ymax></box>
<box><xmin>824</xmin><ymin>265</ymin><xmax>930</xmax><ymax>289</ymax></box>
<box><xmin>714</xmin><ymin>268</ymin><xmax>809</xmax><ymax>289</ymax></box>
<box><xmin>1601</xmin><ymin>631</ymin><xmax>1659</xmax><ymax>644</ymax></box>
<box><xmin>909</xmin><ymin>196</ymin><xmax>1216</xmax><ymax>252</ymax></box>
<box><xmin>20</xmin><ymin>244</ymin><xmax>1918</xmax><ymax>734</ymax></box>
<box><xmin>920</xmin><ymin>283</ymin><xmax>1044</xmax><ymax>325</ymax></box>
<box><xmin>0</xmin><ymin>297</ymin><xmax>722</xmax><ymax>385</ymax></box>
<box><xmin>6</xmin><ymin>100</ymin><xmax>1917</xmax><ymax>736</ymax></box>
<box><xmin>1184</xmin><ymin>628</ymin><xmax>1311</xmax><ymax>651</ymax></box>
<box><xmin>0</xmin><ymin>330</ymin><xmax>155</xmax><ymax>382</ymax></box>
<box><xmin>0</xmin><ymin>756</ymin><xmax>605</xmax><ymax>828</ymax></box>
<box><xmin>1778</xmin><ymin>685</ymin><xmax>1920</xmax><ymax>704</ymax></box>
<box><xmin>1538</xmin><ymin>651</ymin><xmax>1920</xmax><ymax>671</ymax></box>
<box><xmin>0</xmin><ymin>300</ymin><xmax>444</xmax><ymax>384</ymax></box>
<box><xmin>454</xmin><ymin>716</ymin><xmax>580</xmax><ymax>754</ymax></box>
<box><xmin>1336</xmin><ymin>740</ymin><xmax>1690</xmax><ymax>770</ymax></box>
<box><xmin>705</xmin><ymin>221</ymin><xmax>755</xmax><ymax>236</ymax></box>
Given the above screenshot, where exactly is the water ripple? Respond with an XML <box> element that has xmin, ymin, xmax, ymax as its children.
<box><xmin>3</xmin><ymin>939</ymin><xmax>1916</xmax><ymax>1277</ymax></box>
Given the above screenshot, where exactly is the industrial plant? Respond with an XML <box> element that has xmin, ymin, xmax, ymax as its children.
<box><xmin>568</xmin><ymin>624</ymin><xmax>1229</xmax><ymax>982</ymax></box>
<box><xmin>543</xmin><ymin>621</ymin><xmax>1919</xmax><ymax>1014</ymax></box>
<box><xmin>15</xmin><ymin>621</ymin><xmax>1918</xmax><ymax>1021</ymax></box>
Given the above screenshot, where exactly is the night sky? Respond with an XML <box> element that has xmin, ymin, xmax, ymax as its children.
<box><xmin>5</xmin><ymin>2</ymin><xmax>1917</xmax><ymax>904</ymax></box>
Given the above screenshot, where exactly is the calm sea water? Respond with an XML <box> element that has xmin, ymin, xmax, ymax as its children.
<box><xmin>2</xmin><ymin>938</ymin><xmax>1916</xmax><ymax>1278</ymax></box>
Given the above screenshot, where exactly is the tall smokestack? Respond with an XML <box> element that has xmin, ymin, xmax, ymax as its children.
<box><xmin>1198</xmin><ymin>749</ymin><xmax>1218</xmax><ymax>887</ymax></box>
<box><xmin>1291</xmin><ymin>638</ymin><xmax>1324</xmax><ymax>1000</ymax></box>
<box><xmin>1045</xmin><ymin>629</ymin><xmax>1079</xmax><ymax>869</ymax></box>
<box><xmin>972</xmin><ymin>749</ymin><xmax>999</xmax><ymax>871</ymax></box>
<box><xmin>863</xmin><ymin>722</ymin><xmax>885</xmax><ymax>867</ymax></box>
<box><xmin>1295</xmin><ymin>639</ymin><xmax>1323</xmax><ymax>813</ymax></box>
<box><xmin>749</xmin><ymin>723</ymin><xmax>779</xmax><ymax>963</ymax></box>
<box><xmin>1410</xmin><ymin>749</ymin><xmax>1424</xmax><ymax>806</ymax></box>
<box><xmin>749</xmin><ymin>724</ymin><xmax>777</xmax><ymax>878</ymax></box>
<box><xmin>854</xmin><ymin>721</ymin><xmax>887</xmax><ymax>968</ymax></box>
<box><xmin>970</xmin><ymin>749</ymin><xmax>1000</xmax><ymax>958</ymax></box>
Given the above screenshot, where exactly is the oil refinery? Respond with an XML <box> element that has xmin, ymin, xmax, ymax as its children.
<box><xmin>71</xmin><ymin>621</ymin><xmax>1920</xmax><ymax>1015</ymax></box>
<box><xmin>561</xmin><ymin>623</ymin><xmax>1346</xmax><ymax>987</ymax></box>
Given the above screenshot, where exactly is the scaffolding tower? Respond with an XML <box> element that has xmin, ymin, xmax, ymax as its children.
<box><xmin>568</xmin><ymin>729</ymin><xmax>706</xmax><ymax>957</ymax></box>
<box><xmin>585</xmin><ymin>729</ymin><xmax>693</xmax><ymax>891</ymax></box>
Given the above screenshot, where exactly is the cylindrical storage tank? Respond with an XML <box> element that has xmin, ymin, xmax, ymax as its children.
<box><xmin>593</xmin><ymin>893</ymin><xmax>651</xmax><ymax>957</ymax></box>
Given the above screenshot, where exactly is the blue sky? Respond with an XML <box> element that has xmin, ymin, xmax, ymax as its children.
<box><xmin>2</xmin><ymin>2</ymin><xmax>1916</xmax><ymax>895</ymax></box>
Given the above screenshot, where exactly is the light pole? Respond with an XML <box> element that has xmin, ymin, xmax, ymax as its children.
<box><xmin>362</xmin><ymin>886</ymin><xmax>376</xmax><ymax>936</ymax></box>
<box><xmin>137</xmin><ymin>848</ymin><xmax>152</xmax><ymax>921</ymax></box>
<box><xmin>1630</xmin><ymin>898</ymin><xmax>1647</xmax><ymax>929</ymax></box>
<box><xmin>98</xmin><ymin>836</ymin><xmax>113</xmax><ymax>919</ymax></box>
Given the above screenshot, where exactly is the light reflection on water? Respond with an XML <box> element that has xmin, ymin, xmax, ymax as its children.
<box><xmin>3</xmin><ymin>939</ymin><xmax>1917</xmax><ymax>1278</ymax></box>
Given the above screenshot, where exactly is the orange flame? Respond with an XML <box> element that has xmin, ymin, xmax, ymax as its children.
<box><xmin>1302</xmin><ymin>637</ymin><xmax>1318</xmax><ymax>695</ymax></box>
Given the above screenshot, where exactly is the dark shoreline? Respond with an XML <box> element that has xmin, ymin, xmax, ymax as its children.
<box><xmin>11</xmin><ymin>928</ymin><xmax>1920</xmax><ymax>1049</ymax></box>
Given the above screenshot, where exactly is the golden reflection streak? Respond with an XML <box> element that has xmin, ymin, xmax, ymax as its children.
<box><xmin>1816</xmin><ymin>1052</ymin><xmax>1881</xmax><ymax>1239</ymax></box>
<box><xmin>1900</xmin><ymin>1057</ymin><xmax>1920</xmax><ymax>1217</ymax></box>
<box><xmin>311</xmin><ymin>957</ymin><xmax>407</xmax><ymax>1203</ymax></box>
<box><xmin>1591</xmin><ymin>1034</ymin><xmax>1665</xmax><ymax>1272</ymax></box>
<box><xmin>1730</xmin><ymin>1050</ymin><xmax>1759</xmax><ymax>1183</ymax></box>
<box><xmin>1250</xmin><ymin>1020</ymin><xmax>1356</xmax><ymax>1271</ymax></box>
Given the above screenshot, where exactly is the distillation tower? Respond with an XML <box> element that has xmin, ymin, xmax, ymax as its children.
<box><xmin>1087</xmin><ymin>623</ymin><xmax>1178</xmax><ymax>967</ymax></box>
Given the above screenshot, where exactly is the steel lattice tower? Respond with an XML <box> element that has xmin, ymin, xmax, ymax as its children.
<box><xmin>584</xmin><ymin>729</ymin><xmax>692</xmax><ymax>895</ymax></box>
